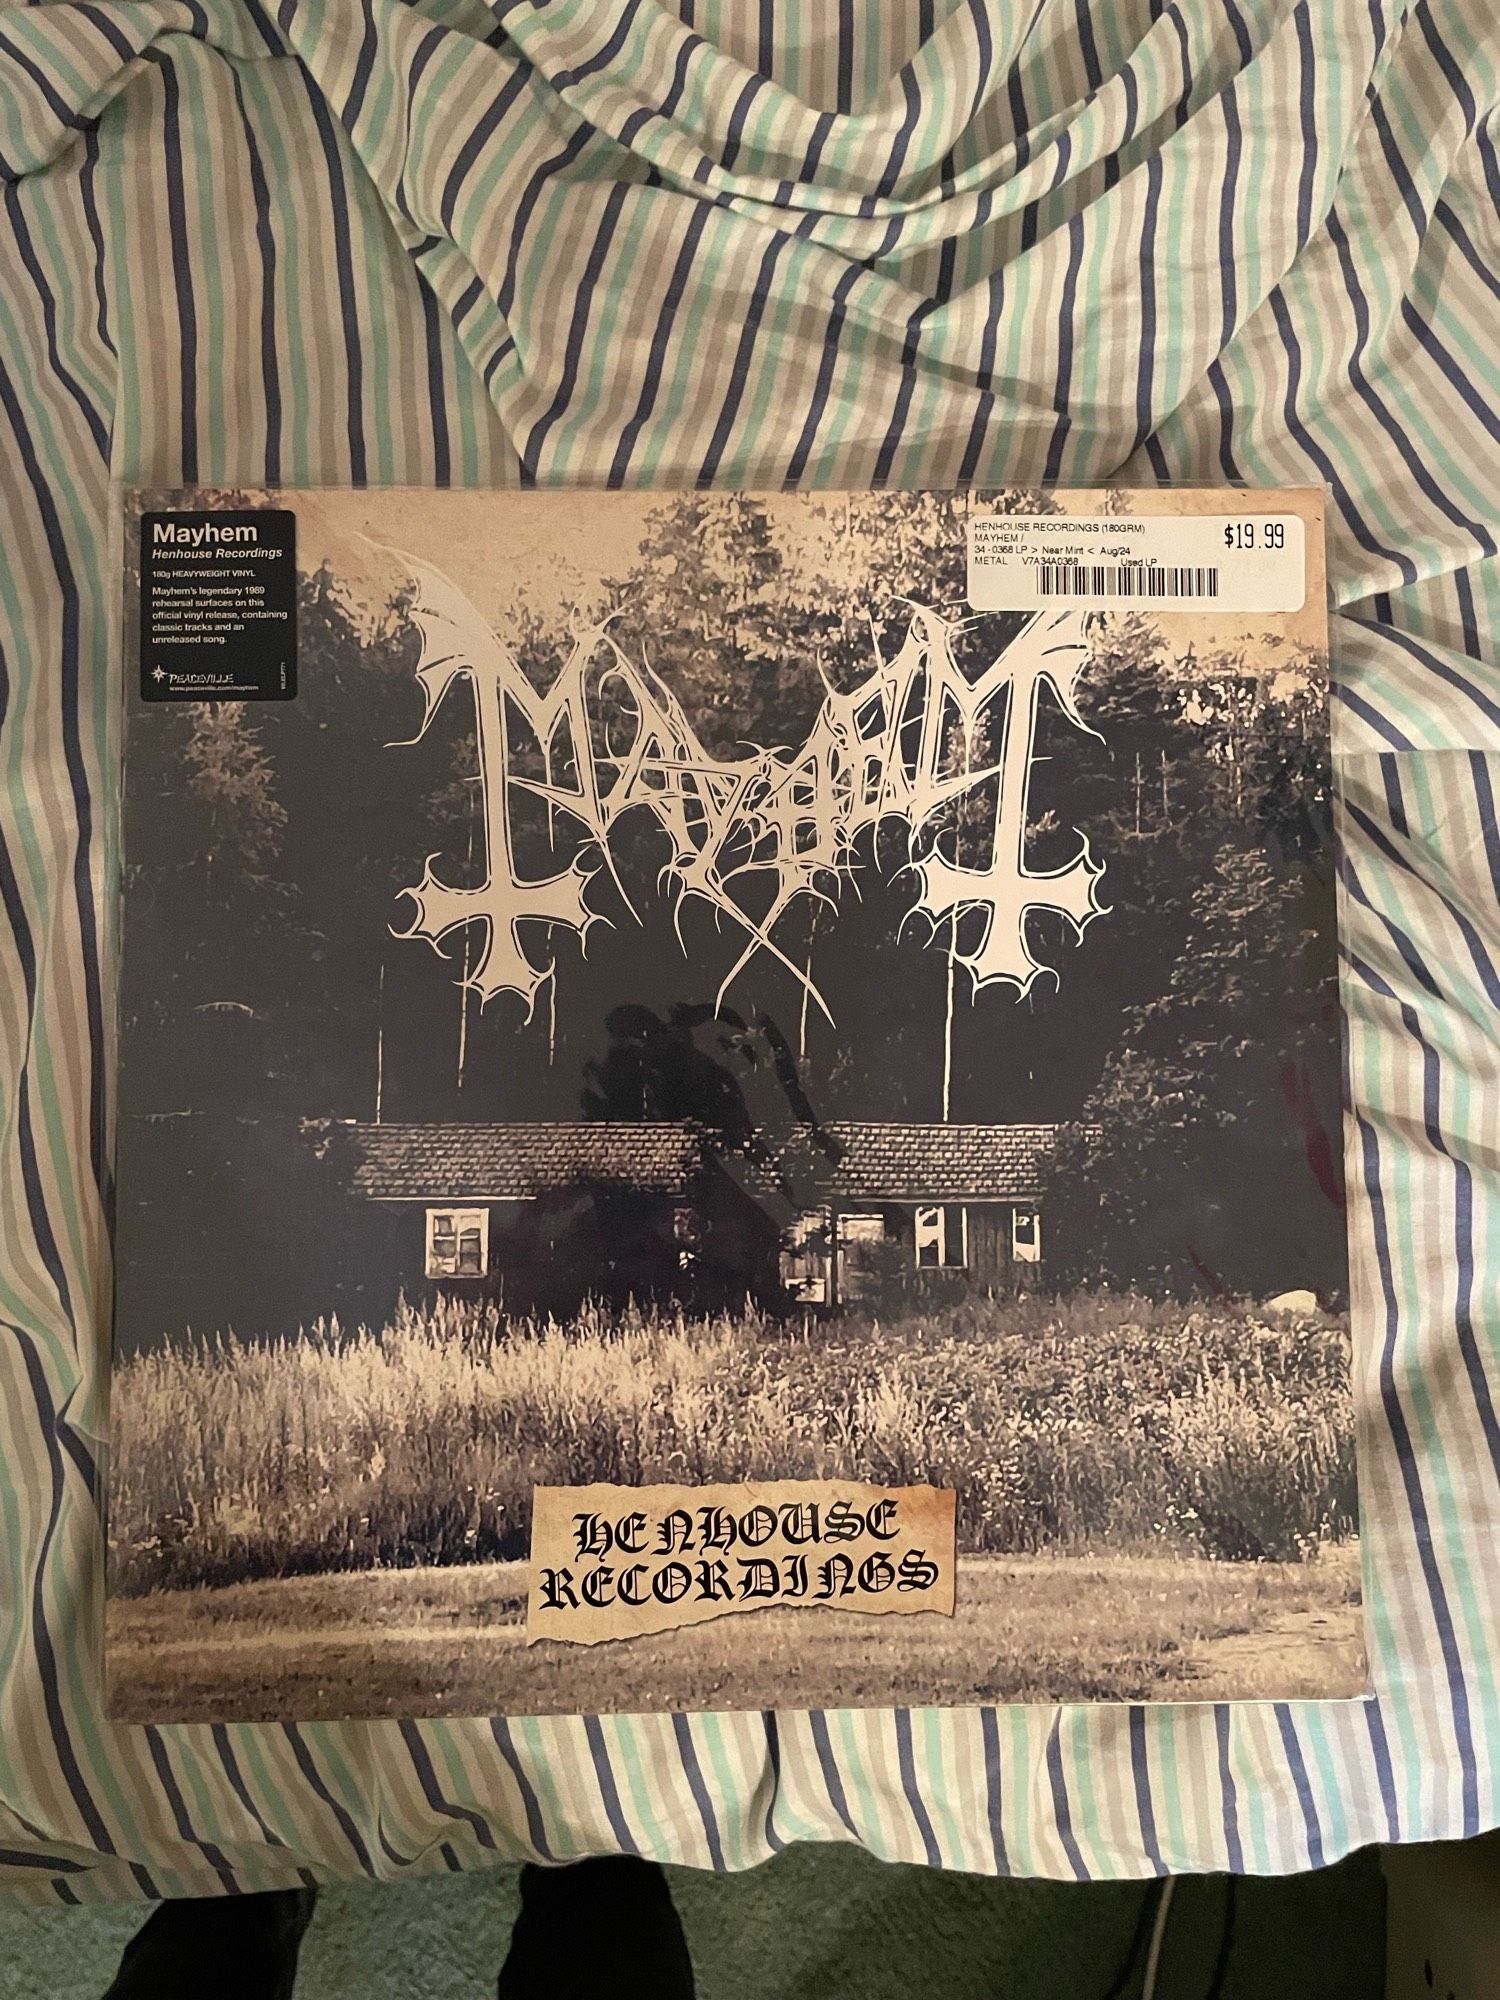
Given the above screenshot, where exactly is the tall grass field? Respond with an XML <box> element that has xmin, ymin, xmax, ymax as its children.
<box><xmin>109</xmin><ymin>1293</ymin><xmax>1356</xmax><ymax>1598</ymax></box>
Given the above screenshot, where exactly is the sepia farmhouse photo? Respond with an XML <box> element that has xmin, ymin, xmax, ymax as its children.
<box><xmin>341</xmin><ymin>1116</ymin><xmax>1058</xmax><ymax>1314</ymax></box>
<box><xmin>107</xmin><ymin>485</ymin><xmax>1361</xmax><ymax>1722</ymax></box>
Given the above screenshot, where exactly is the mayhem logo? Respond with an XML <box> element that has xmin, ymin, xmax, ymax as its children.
<box><xmin>389</xmin><ymin>555</ymin><xmax>1107</xmax><ymax>1020</ymax></box>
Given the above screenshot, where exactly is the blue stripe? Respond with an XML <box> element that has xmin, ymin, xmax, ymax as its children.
<box><xmin>1272</xmin><ymin>1708</ymin><xmax>1324</xmax><ymax>1868</ymax></box>
<box><xmin>438</xmin><ymin>56</ymin><xmax>532</xmax><ymax>234</ymax></box>
<box><xmin>1075</xmin><ymin>0</ymin><xmax>1103</xmax><ymax>88</ymax></box>
<box><xmin>1213</xmin><ymin>1708</ymin><xmax>1245</xmax><ymax>1872</ymax></box>
<box><xmin>1217</xmin><ymin>84</ymin><xmax>1242</xmax><ymax>352</ymax></box>
<box><xmin>760</xmin><ymin>1712</ymin><xmax>787</xmax><ymax>1853</ymax></box>
<box><xmin>144</xmin><ymin>49</ymin><xmax>199</xmax><ymax>481</ymax></box>
<box><xmin>1007</xmin><ymin>56</ymin><xmax>1029</xmax><ymax>181</ymax></box>
<box><xmin>1333</xmin><ymin>679</ymin><xmax>1415</xmax><ymax>752</ymax></box>
<box><xmin>1474</xmin><ymin>111</ymin><xmax>1500</xmax><ymax>212</ymax></box>
<box><xmin>1344</xmin><ymin>952</ymin><xmax>1442</xmax><ymax>1155</ymax></box>
<box><xmin>784</xmin><ymin>259</ymin><xmax>862</xmax><ymax>486</ymax></box>
<box><xmin>10</xmin><ymin>1320</ymin><xmax>155</xmax><ymax>1894</ymax></box>
<box><xmin>0</xmin><ymin>1847</ymin><xmax>86</xmax><ymax>1874</ymax></box>
<box><xmin>1042</xmin><ymin>213</ymin><xmax>1085</xmax><ymax>484</ymax></box>
<box><xmin>280</xmin><ymin>1726</ymin><xmax>376</xmax><ymax>1871</ymax></box>
<box><xmin>1325</xmin><ymin>209</ymin><xmax>1494</xmax><ymax>554</ymax></box>
<box><xmin>452</xmin><ymin>274</ymin><xmax>485</xmax><ymax>326</ymax></box>
<box><xmin>303</xmin><ymin>80</ymin><xmax>368</xmax><ymax>482</ymax></box>
<box><xmin>343</xmin><ymin>0</ymin><xmax>380</xmax><ymax>133</ymax></box>
<box><xmin>1468</xmin><ymin>753</ymin><xmax>1500</xmax><ymax>906</ymax></box>
<box><xmin>1398</xmin><ymin>296</ymin><xmax>1500</xmax><ymax>447</ymax></box>
<box><xmin>1168</xmin><ymin>1</ymin><xmax>1192</xmax><ymax>128</ymax></box>
<box><xmin>1127</xmin><ymin>1711</ymin><xmax>1166</xmax><ymax>1874</ymax></box>
<box><xmin>873</xmin><ymin>295</ymin><xmax>938</xmax><ymax>485</ymax></box>
<box><xmin>395</xmin><ymin>19</ymin><xmax>449</xmax><ymax>231</ymax></box>
<box><xmin>582</xmin><ymin>1715</ymin><xmax>643</xmax><ymax>1853</ymax></box>
<box><xmin>873</xmin><ymin>62</ymin><xmax>922</xmax><ymax>198</ymax></box>
<box><xmin>964</xmin><ymin>0</ymin><xmax>995</xmax><ymax>134</ymax></box>
<box><xmin>418</xmin><ymin>277</ymin><xmax>450</xmax><ymax>485</ymax></box>
<box><xmin>521</xmin><ymin>178</ymin><xmax>631</xmax><ymax>478</ymax></box>
<box><xmin>1340</xmin><ymin>856</ymin><xmax>1443</xmax><ymax>999</ymax></box>
<box><xmin>0</xmin><ymin>22</ymin><xmax>83</xmax><ymax>129</ymax></box>
<box><xmin>892</xmin><ymin>1711</ymin><xmax>943</xmax><ymax>1867</ymax></box>
<box><xmin>241</xmin><ymin>0</ymin><xmax>288</xmax><ymax>57</ymax></box>
<box><xmin>978</xmin><ymin>1709</ymin><xmax>1009</xmax><ymax>1873</ymax></box>
<box><xmin>720</xmin><ymin>73</ymin><xmax>766</xmax><ymax>174</ymax></box>
<box><xmin>230</xmin><ymin>66</ymin><xmax>282</xmax><ymax>485</ymax></box>
<box><xmin>210</xmin><ymin>1725</ymin><xmax>296</xmax><ymax>1852</ymax></box>
<box><xmin>670</xmin><ymin>1713</ymin><xmax>727</xmax><ymax>1869</ymax></box>
<box><xmin>1293</xmin><ymin>3</ymin><xmax>1319</xmax><ymax>248</ymax></box>
<box><xmin>0</xmin><ymin>659</ymin><xmax>37</xmax><ymax>1028</ymax></box>
<box><xmin>1364</xmin><ymin>1703</ymin><xmax>1401</xmax><ymax>1842</ymax></box>
<box><xmin>1432</xmin><ymin>199</ymin><xmax>1500</xmax><ymax>305</ymax></box>
<box><xmin>1352</xmin><ymin>796</ymin><xmax>1500</xmax><ymax>1009</ymax></box>
<box><xmin>398</xmin><ymin>1719</ymin><xmax>498</xmax><ymax>1852</ymax></box>
<box><xmin>1374</xmin><ymin>627</ymin><xmax>1500</xmax><ymax>734</ymax></box>
<box><xmin>1367</xmin><ymin>97</ymin><xmax>1428</xmax><ymax>240</ymax></box>
<box><xmin>1266</xmin><ymin>292</ymin><xmax>1417</xmax><ymax>585</ymax></box>
<box><xmin>609</xmin><ymin>201</ymin><xmax>710</xmax><ymax>483</ymax></box>
<box><xmin>496</xmin><ymin>124</ymin><xmax>595</xmax><ymax>321</ymax></box>
<box><xmin>957</xmin><ymin>239</ymin><xmax>1002</xmax><ymax>484</ymax></box>
<box><xmin>1380</xmin><ymin>753</ymin><xmax>1409</xmax><ymax>837</ymax></box>
<box><xmin>1357</xmin><ymin>1113</ymin><xmax>1479</xmax><ymax>1836</ymax></box>
<box><xmin>488</xmin><ymin>1720</ymin><xmax>557</xmax><ymax>1860</ymax></box>
<box><xmin>74</xmin><ymin>2</ymin><xmax>137</xmax><ymax>61</ymax></box>
<box><xmin>1451</xmin><ymin>1160</ymin><xmax>1500</xmax><ymax>1491</ymax></box>
<box><xmin>78</xmin><ymin>125</ymin><xmax>115</xmax><ymax>363</ymax></box>
<box><xmin>1131</xmin><ymin>152</ymin><xmax>1161</xmax><ymax>456</ymax></box>
<box><xmin>554</xmin><ymin>0</ymin><xmax>641</xmax><ymax>91</ymax></box>
<box><xmin>144</xmin><ymin>1727</ymin><xmax>239</xmax><ymax>1889</ymax></box>
<box><xmin>835</xmin><ymin>0</ymin><xmax>853</xmax><ymax>112</ymax></box>
<box><xmin>1453</xmin><ymin>571</ymin><xmax>1481</xmax><ymax>660</ymax></box>
<box><xmin>0</xmin><ymin>362</ymin><xmax>107</xmax><ymax>1202</ymax></box>
<box><xmin>807</xmin><ymin>1712</ymin><xmax>861</xmax><ymax>1838</ymax></box>
<box><xmin>1044</xmin><ymin>1715</ymin><xmax>1089</xmax><ymax>1879</ymax></box>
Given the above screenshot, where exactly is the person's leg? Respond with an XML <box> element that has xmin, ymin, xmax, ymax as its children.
<box><xmin>497</xmin><ymin>1856</ymin><xmax>694</xmax><ymax>2000</ymax></box>
<box><xmin>103</xmin><ymin>1886</ymin><xmax>319</xmax><ymax>2000</ymax></box>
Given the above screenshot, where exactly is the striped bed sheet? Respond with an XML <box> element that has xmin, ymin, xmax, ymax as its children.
<box><xmin>0</xmin><ymin>0</ymin><xmax>1497</xmax><ymax>1896</ymax></box>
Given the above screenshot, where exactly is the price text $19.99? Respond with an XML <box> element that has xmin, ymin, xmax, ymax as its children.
<box><xmin>1223</xmin><ymin>520</ymin><xmax>1286</xmax><ymax>550</ymax></box>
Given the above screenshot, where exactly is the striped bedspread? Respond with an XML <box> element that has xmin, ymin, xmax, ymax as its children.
<box><xmin>0</xmin><ymin>0</ymin><xmax>1497</xmax><ymax>1895</ymax></box>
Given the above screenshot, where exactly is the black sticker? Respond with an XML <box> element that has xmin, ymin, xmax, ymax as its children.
<box><xmin>139</xmin><ymin>509</ymin><xmax>297</xmax><ymax>701</ymax></box>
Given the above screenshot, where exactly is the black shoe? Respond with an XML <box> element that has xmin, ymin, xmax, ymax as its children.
<box><xmin>104</xmin><ymin>1887</ymin><xmax>319</xmax><ymax>2000</ymax></box>
<box><xmin>498</xmin><ymin>1857</ymin><xmax>695</xmax><ymax>2000</ymax></box>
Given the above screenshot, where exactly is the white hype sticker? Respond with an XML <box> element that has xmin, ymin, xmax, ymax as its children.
<box><xmin>967</xmin><ymin>511</ymin><xmax>1306</xmax><ymax>613</ymax></box>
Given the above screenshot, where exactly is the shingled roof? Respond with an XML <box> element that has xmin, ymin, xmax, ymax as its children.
<box><xmin>777</xmin><ymin>1122</ymin><xmax>1064</xmax><ymax>1202</ymax></box>
<box><xmin>349</xmin><ymin>1122</ymin><xmax>703</xmax><ymax>1200</ymax></box>
<box><xmin>346</xmin><ymin>1119</ymin><xmax>1070</xmax><ymax>1205</ymax></box>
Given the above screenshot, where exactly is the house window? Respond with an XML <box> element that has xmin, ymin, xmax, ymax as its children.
<box><xmin>780</xmin><ymin>1210</ymin><xmax>832</xmax><ymax>1306</ymax></box>
<box><xmin>425</xmin><ymin>1207</ymin><xmax>488</xmax><ymax>1279</ymax></box>
<box><xmin>1011</xmin><ymin>1208</ymin><xmax>1042</xmax><ymax>1264</ymax></box>
<box><xmin>914</xmin><ymin>1204</ymin><xmax>967</xmax><ymax>1268</ymax></box>
<box><xmin>839</xmin><ymin>1214</ymin><xmax>886</xmax><ymax>1247</ymax></box>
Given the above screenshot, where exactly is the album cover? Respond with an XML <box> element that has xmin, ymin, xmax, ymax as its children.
<box><xmin>106</xmin><ymin>485</ymin><xmax>1363</xmax><ymax>1721</ymax></box>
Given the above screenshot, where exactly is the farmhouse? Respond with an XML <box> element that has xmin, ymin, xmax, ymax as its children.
<box><xmin>345</xmin><ymin>1118</ymin><xmax>1062</xmax><ymax>1312</ymax></box>
<box><xmin>347</xmin><ymin>1120</ymin><xmax>730</xmax><ymax>1305</ymax></box>
<box><xmin>772</xmin><ymin>1121</ymin><xmax>1054</xmax><ymax>1307</ymax></box>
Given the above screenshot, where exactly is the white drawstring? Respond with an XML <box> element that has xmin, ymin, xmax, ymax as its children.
<box><xmin>1141</xmin><ymin>1875</ymin><xmax>1178</xmax><ymax>2000</ymax></box>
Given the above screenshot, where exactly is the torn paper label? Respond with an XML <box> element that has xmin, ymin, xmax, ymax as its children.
<box><xmin>527</xmin><ymin>1480</ymin><xmax>957</xmax><ymax>1646</ymax></box>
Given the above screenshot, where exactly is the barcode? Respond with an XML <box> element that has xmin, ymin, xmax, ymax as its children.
<box><xmin>1035</xmin><ymin>564</ymin><xmax>1221</xmax><ymax>599</ymax></box>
